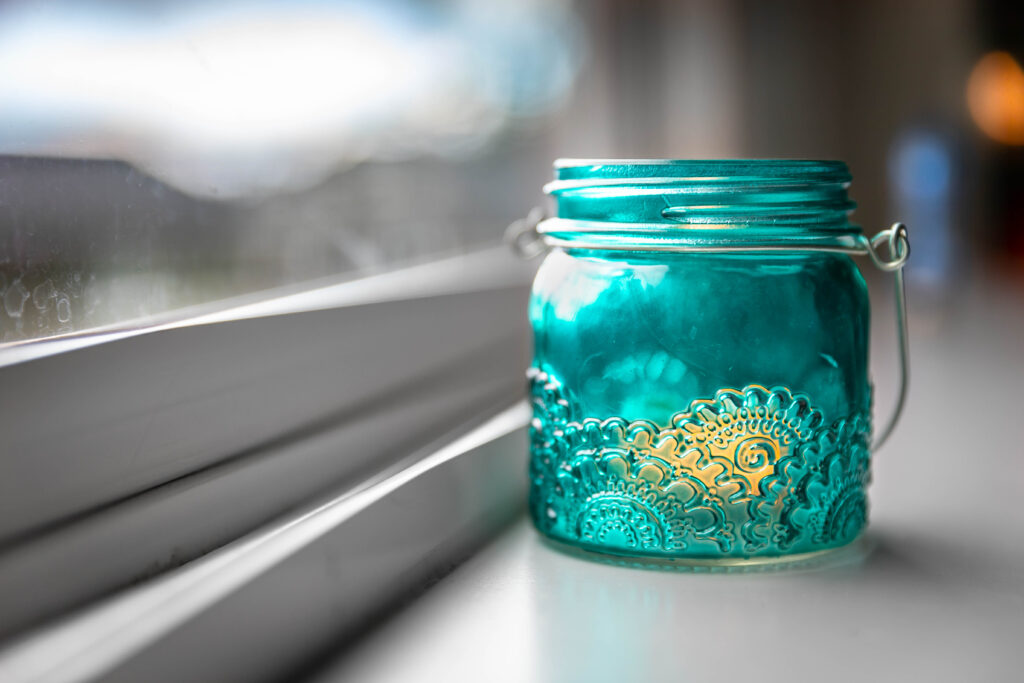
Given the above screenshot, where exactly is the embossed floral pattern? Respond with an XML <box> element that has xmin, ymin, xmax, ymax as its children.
<box><xmin>529</xmin><ymin>365</ymin><xmax>872</xmax><ymax>559</ymax></box>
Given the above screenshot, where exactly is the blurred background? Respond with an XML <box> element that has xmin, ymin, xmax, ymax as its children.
<box><xmin>0</xmin><ymin>0</ymin><xmax>1022</xmax><ymax>342</ymax></box>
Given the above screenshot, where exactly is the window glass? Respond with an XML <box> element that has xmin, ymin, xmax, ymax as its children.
<box><xmin>0</xmin><ymin>0</ymin><xmax>582</xmax><ymax>342</ymax></box>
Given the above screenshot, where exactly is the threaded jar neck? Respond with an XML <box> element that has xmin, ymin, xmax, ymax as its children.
<box><xmin>543</xmin><ymin>159</ymin><xmax>859</xmax><ymax>248</ymax></box>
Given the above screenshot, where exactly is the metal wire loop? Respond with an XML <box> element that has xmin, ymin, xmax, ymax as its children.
<box><xmin>503</xmin><ymin>206</ymin><xmax>547</xmax><ymax>259</ymax></box>
<box><xmin>863</xmin><ymin>222</ymin><xmax>910</xmax><ymax>272</ymax></box>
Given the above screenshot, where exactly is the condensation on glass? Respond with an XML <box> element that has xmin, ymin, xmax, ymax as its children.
<box><xmin>525</xmin><ymin>159</ymin><xmax>909</xmax><ymax>568</ymax></box>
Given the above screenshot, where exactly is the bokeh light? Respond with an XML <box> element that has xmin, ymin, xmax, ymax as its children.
<box><xmin>967</xmin><ymin>51</ymin><xmax>1024</xmax><ymax>146</ymax></box>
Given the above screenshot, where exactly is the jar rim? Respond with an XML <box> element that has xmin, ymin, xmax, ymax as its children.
<box><xmin>544</xmin><ymin>158</ymin><xmax>858</xmax><ymax>238</ymax></box>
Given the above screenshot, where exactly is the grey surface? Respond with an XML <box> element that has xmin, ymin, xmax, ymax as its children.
<box><xmin>0</xmin><ymin>404</ymin><xmax>531</xmax><ymax>683</ymax></box>
<box><xmin>310</xmin><ymin>279</ymin><xmax>1024</xmax><ymax>683</ymax></box>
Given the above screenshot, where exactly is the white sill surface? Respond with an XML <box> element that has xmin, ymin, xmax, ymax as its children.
<box><xmin>311</xmin><ymin>276</ymin><xmax>1024</xmax><ymax>683</ymax></box>
<box><xmin>312</xmin><ymin>516</ymin><xmax>1023</xmax><ymax>683</ymax></box>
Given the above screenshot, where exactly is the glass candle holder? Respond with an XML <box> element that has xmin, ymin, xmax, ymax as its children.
<box><xmin>516</xmin><ymin>160</ymin><xmax>909</xmax><ymax>568</ymax></box>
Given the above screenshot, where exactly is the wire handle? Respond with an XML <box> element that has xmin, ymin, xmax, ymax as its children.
<box><xmin>864</xmin><ymin>223</ymin><xmax>910</xmax><ymax>451</ymax></box>
<box><xmin>506</xmin><ymin>210</ymin><xmax>910</xmax><ymax>452</ymax></box>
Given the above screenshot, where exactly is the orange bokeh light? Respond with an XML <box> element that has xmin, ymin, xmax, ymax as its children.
<box><xmin>967</xmin><ymin>51</ymin><xmax>1024</xmax><ymax>146</ymax></box>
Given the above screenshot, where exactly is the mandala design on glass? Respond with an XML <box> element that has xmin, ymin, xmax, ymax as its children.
<box><xmin>562</xmin><ymin>423</ymin><xmax>735</xmax><ymax>552</ymax></box>
<box><xmin>528</xmin><ymin>366</ymin><xmax>579</xmax><ymax>532</ymax></box>
<box><xmin>528</xmin><ymin>365</ymin><xmax>872</xmax><ymax>559</ymax></box>
<box><xmin>756</xmin><ymin>414</ymin><xmax>872</xmax><ymax>550</ymax></box>
<box><xmin>568</xmin><ymin>457</ymin><xmax>684</xmax><ymax>552</ymax></box>
<box><xmin>669</xmin><ymin>387</ymin><xmax>824</xmax><ymax>498</ymax></box>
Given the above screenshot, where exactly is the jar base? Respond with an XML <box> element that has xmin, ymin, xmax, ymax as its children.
<box><xmin>536</xmin><ymin>531</ymin><xmax>870</xmax><ymax>573</ymax></box>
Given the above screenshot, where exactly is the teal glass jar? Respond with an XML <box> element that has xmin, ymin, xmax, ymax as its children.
<box><xmin>523</xmin><ymin>160</ymin><xmax>909</xmax><ymax>568</ymax></box>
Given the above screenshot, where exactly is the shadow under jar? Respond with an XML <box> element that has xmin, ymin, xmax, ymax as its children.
<box><xmin>528</xmin><ymin>160</ymin><xmax>882</xmax><ymax>568</ymax></box>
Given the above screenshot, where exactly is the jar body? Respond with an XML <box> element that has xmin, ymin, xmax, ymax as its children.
<box><xmin>528</xmin><ymin>247</ymin><xmax>872</xmax><ymax>562</ymax></box>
